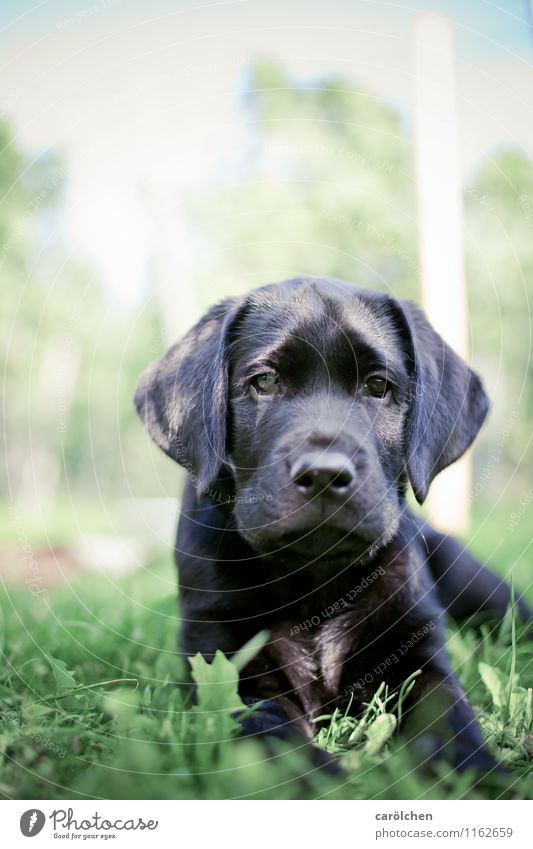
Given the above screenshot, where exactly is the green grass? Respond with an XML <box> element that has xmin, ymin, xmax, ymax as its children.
<box><xmin>0</xmin><ymin>500</ymin><xmax>532</xmax><ymax>800</ymax></box>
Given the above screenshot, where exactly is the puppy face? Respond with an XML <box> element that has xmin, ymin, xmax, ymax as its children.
<box><xmin>226</xmin><ymin>281</ymin><xmax>411</xmax><ymax>557</ymax></box>
<box><xmin>135</xmin><ymin>277</ymin><xmax>489</xmax><ymax>562</ymax></box>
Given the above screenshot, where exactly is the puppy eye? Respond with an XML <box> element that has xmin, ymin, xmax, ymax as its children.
<box><xmin>252</xmin><ymin>371</ymin><xmax>279</xmax><ymax>395</ymax></box>
<box><xmin>363</xmin><ymin>376</ymin><xmax>391</xmax><ymax>399</ymax></box>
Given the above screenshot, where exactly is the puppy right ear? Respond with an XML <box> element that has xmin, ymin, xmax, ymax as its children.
<box><xmin>398</xmin><ymin>301</ymin><xmax>490</xmax><ymax>504</ymax></box>
<box><xmin>134</xmin><ymin>297</ymin><xmax>241</xmax><ymax>492</ymax></box>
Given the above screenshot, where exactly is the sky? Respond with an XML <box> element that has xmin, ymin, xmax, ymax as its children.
<box><xmin>1</xmin><ymin>0</ymin><xmax>532</xmax><ymax>304</ymax></box>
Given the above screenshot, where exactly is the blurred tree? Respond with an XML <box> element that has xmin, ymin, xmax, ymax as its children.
<box><xmin>0</xmin><ymin>117</ymin><xmax>67</xmax><ymax>507</ymax></box>
<box><xmin>195</xmin><ymin>61</ymin><xmax>419</xmax><ymax>303</ymax></box>
<box><xmin>0</xmin><ymin>118</ymin><xmax>166</xmax><ymax>516</ymax></box>
<box><xmin>465</xmin><ymin>149</ymin><xmax>533</xmax><ymax>479</ymax></box>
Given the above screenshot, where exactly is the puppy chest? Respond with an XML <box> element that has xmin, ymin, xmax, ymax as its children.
<box><xmin>267</xmin><ymin>614</ymin><xmax>359</xmax><ymax>716</ymax></box>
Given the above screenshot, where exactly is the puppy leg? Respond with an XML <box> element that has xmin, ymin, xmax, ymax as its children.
<box><xmin>238</xmin><ymin>696</ymin><xmax>340</xmax><ymax>774</ymax></box>
<box><xmin>402</xmin><ymin>663</ymin><xmax>502</xmax><ymax>774</ymax></box>
<box><xmin>239</xmin><ymin>696</ymin><xmax>295</xmax><ymax>739</ymax></box>
<box><xmin>418</xmin><ymin>521</ymin><xmax>531</xmax><ymax>624</ymax></box>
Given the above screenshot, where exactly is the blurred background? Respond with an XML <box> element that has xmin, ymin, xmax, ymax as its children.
<box><xmin>1</xmin><ymin>0</ymin><xmax>533</xmax><ymax>594</ymax></box>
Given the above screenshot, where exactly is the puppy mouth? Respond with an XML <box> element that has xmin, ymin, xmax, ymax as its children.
<box><xmin>244</xmin><ymin>523</ymin><xmax>384</xmax><ymax>562</ymax></box>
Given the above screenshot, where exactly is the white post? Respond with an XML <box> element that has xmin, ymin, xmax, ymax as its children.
<box><xmin>413</xmin><ymin>13</ymin><xmax>470</xmax><ymax>535</ymax></box>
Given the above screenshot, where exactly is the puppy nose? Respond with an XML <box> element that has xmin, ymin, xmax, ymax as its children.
<box><xmin>290</xmin><ymin>451</ymin><xmax>356</xmax><ymax>497</ymax></box>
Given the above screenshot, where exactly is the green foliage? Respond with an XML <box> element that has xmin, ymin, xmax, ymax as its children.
<box><xmin>475</xmin><ymin>600</ymin><xmax>532</xmax><ymax>768</ymax></box>
<box><xmin>0</xmin><ymin>561</ymin><xmax>530</xmax><ymax>800</ymax></box>
<box><xmin>314</xmin><ymin>671</ymin><xmax>420</xmax><ymax>756</ymax></box>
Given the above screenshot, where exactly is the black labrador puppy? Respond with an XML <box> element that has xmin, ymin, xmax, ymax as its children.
<box><xmin>135</xmin><ymin>276</ymin><xmax>529</xmax><ymax>773</ymax></box>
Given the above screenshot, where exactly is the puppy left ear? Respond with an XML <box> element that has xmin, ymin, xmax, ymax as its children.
<box><xmin>398</xmin><ymin>301</ymin><xmax>490</xmax><ymax>504</ymax></box>
<box><xmin>134</xmin><ymin>297</ymin><xmax>242</xmax><ymax>493</ymax></box>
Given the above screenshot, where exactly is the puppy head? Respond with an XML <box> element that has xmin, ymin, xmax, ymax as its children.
<box><xmin>135</xmin><ymin>278</ymin><xmax>489</xmax><ymax>560</ymax></box>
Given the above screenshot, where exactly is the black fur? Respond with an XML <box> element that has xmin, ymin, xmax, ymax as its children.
<box><xmin>135</xmin><ymin>277</ymin><xmax>530</xmax><ymax>775</ymax></box>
